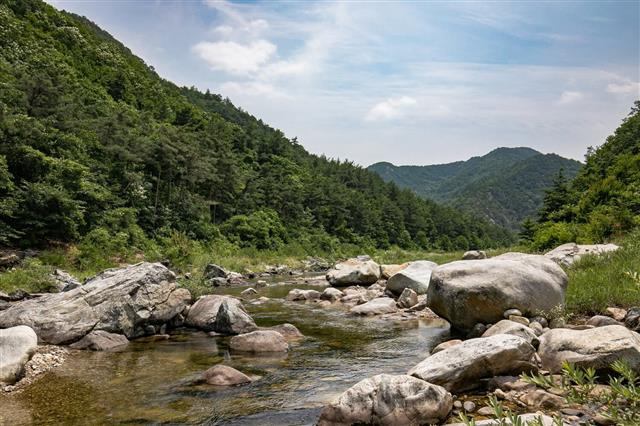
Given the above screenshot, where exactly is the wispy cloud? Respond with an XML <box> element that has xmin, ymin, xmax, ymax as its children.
<box><xmin>607</xmin><ymin>81</ymin><xmax>640</xmax><ymax>94</ymax></box>
<box><xmin>557</xmin><ymin>90</ymin><xmax>584</xmax><ymax>105</ymax></box>
<box><xmin>193</xmin><ymin>40</ymin><xmax>276</xmax><ymax>75</ymax></box>
<box><xmin>365</xmin><ymin>96</ymin><xmax>418</xmax><ymax>121</ymax></box>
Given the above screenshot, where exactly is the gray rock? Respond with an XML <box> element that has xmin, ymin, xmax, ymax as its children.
<box><xmin>467</xmin><ymin>323</ymin><xmax>488</xmax><ymax>338</ymax></box>
<box><xmin>285</xmin><ymin>289</ymin><xmax>321</xmax><ymax>301</ymax></box>
<box><xmin>185</xmin><ymin>295</ymin><xmax>257</xmax><ymax>335</ymax></box>
<box><xmin>230</xmin><ymin>330</ymin><xmax>288</xmax><ymax>353</ymax></box>
<box><xmin>605</xmin><ymin>307</ymin><xmax>626</xmax><ymax>322</ymax></box>
<box><xmin>482</xmin><ymin>320</ymin><xmax>539</xmax><ymax>346</ymax></box>
<box><xmin>545</xmin><ymin>242</ymin><xmax>620</xmax><ymax>267</ymax></box>
<box><xmin>431</xmin><ymin>339</ymin><xmax>462</xmax><ymax>355</ymax></box>
<box><xmin>0</xmin><ymin>325</ymin><xmax>38</xmax><ymax>384</ymax></box>
<box><xmin>320</xmin><ymin>287</ymin><xmax>343</xmax><ymax>302</ymax></box>
<box><xmin>69</xmin><ymin>330</ymin><xmax>129</xmax><ymax>351</ymax></box>
<box><xmin>0</xmin><ymin>263</ymin><xmax>191</xmax><ymax>344</ymax></box>
<box><xmin>397</xmin><ymin>288</ymin><xmax>418</xmax><ymax>309</ymax></box>
<box><xmin>210</xmin><ymin>277</ymin><xmax>228</xmax><ymax>287</ymax></box>
<box><xmin>201</xmin><ymin>364</ymin><xmax>251</xmax><ymax>386</ymax></box>
<box><xmin>462</xmin><ymin>250</ymin><xmax>487</xmax><ymax>260</ymax></box>
<box><xmin>427</xmin><ymin>253</ymin><xmax>567</xmax><ymax>330</ymax></box>
<box><xmin>508</xmin><ymin>315</ymin><xmax>530</xmax><ymax>326</ymax></box>
<box><xmin>317</xmin><ymin>374</ymin><xmax>452</xmax><ymax>426</ymax></box>
<box><xmin>586</xmin><ymin>315</ymin><xmax>621</xmax><ymax>327</ymax></box>
<box><xmin>350</xmin><ymin>297</ymin><xmax>398</xmax><ymax>316</ymax></box>
<box><xmin>530</xmin><ymin>316</ymin><xmax>549</xmax><ymax>328</ymax></box>
<box><xmin>519</xmin><ymin>389</ymin><xmax>565</xmax><ymax>409</ymax></box>
<box><xmin>503</xmin><ymin>308</ymin><xmax>522</xmax><ymax>318</ymax></box>
<box><xmin>326</xmin><ymin>257</ymin><xmax>381</xmax><ymax>286</ymax></box>
<box><xmin>50</xmin><ymin>269</ymin><xmax>81</xmax><ymax>292</ymax></box>
<box><xmin>380</xmin><ymin>263</ymin><xmax>409</xmax><ymax>279</ymax></box>
<box><xmin>529</xmin><ymin>321</ymin><xmax>544</xmax><ymax>336</ymax></box>
<box><xmin>538</xmin><ymin>325</ymin><xmax>640</xmax><ymax>373</ymax></box>
<box><xmin>265</xmin><ymin>323</ymin><xmax>304</xmax><ymax>341</ymax></box>
<box><xmin>463</xmin><ymin>401</ymin><xmax>476</xmax><ymax>412</ymax></box>
<box><xmin>240</xmin><ymin>288</ymin><xmax>258</xmax><ymax>297</ymax></box>
<box><xmin>386</xmin><ymin>261</ymin><xmax>438</xmax><ymax>296</ymax></box>
<box><xmin>624</xmin><ymin>307</ymin><xmax>640</xmax><ymax>331</ymax></box>
<box><xmin>408</xmin><ymin>334</ymin><xmax>537</xmax><ymax>392</ymax></box>
<box><xmin>446</xmin><ymin>413</ymin><xmax>557</xmax><ymax>426</ymax></box>
<box><xmin>203</xmin><ymin>263</ymin><xmax>228</xmax><ymax>280</ymax></box>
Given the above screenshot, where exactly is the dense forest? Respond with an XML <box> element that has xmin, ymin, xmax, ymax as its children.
<box><xmin>526</xmin><ymin>102</ymin><xmax>640</xmax><ymax>249</ymax></box>
<box><xmin>0</xmin><ymin>0</ymin><xmax>514</xmax><ymax>254</ymax></box>
<box><xmin>369</xmin><ymin>148</ymin><xmax>582</xmax><ymax>231</ymax></box>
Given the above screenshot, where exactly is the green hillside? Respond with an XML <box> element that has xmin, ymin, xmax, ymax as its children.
<box><xmin>0</xmin><ymin>0</ymin><xmax>514</xmax><ymax>254</ymax></box>
<box><xmin>368</xmin><ymin>147</ymin><xmax>582</xmax><ymax>230</ymax></box>
<box><xmin>531</xmin><ymin>102</ymin><xmax>640</xmax><ymax>249</ymax></box>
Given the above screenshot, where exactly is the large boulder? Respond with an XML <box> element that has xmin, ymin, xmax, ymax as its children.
<box><xmin>386</xmin><ymin>261</ymin><xmax>438</xmax><ymax>296</ymax></box>
<box><xmin>326</xmin><ymin>256</ymin><xmax>380</xmax><ymax>286</ymax></box>
<box><xmin>69</xmin><ymin>330</ymin><xmax>129</xmax><ymax>351</ymax></box>
<box><xmin>350</xmin><ymin>297</ymin><xmax>398</xmax><ymax>316</ymax></box>
<box><xmin>201</xmin><ymin>364</ymin><xmax>251</xmax><ymax>386</ymax></box>
<box><xmin>380</xmin><ymin>263</ymin><xmax>408</xmax><ymax>279</ymax></box>
<box><xmin>229</xmin><ymin>330</ymin><xmax>289</xmax><ymax>353</ymax></box>
<box><xmin>537</xmin><ymin>325</ymin><xmax>640</xmax><ymax>373</ymax></box>
<box><xmin>203</xmin><ymin>263</ymin><xmax>228</xmax><ymax>280</ymax></box>
<box><xmin>408</xmin><ymin>334</ymin><xmax>537</xmax><ymax>392</ymax></box>
<box><xmin>0</xmin><ymin>263</ymin><xmax>191</xmax><ymax>344</ymax></box>
<box><xmin>427</xmin><ymin>253</ymin><xmax>567</xmax><ymax>330</ymax></box>
<box><xmin>545</xmin><ymin>242</ymin><xmax>620</xmax><ymax>267</ymax></box>
<box><xmin>317</xmin><ymin>374</ymin><xmax>452</xmax><ymax>426</ymax></box>
<box><xmin>0</xmin><ymin>325</ymin><xmax>38</xmax><ymax>384</ymax></box>
<box><xmin>185</xmin><ymin>295</ymin><xmax>257</xmax><ymax>335</ymax></box>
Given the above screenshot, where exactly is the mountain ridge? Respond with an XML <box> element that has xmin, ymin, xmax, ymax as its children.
<box><xmin>368</xmin><ymin>147</ymin><xmax>583</xmax><ymax>230</ymax></box>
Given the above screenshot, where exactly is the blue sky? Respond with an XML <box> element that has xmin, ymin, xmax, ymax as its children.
<box><xmin>47</xmin><ymin>0</ymin><xmax>639</xmax><ymax>166</ymax></box>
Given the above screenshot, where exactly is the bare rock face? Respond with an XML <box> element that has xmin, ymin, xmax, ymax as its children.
<box><xmin>427</xmin><ymin>253</ymin><xmax>567</xmax><ymax>330</ymax></box>
<box><xmin>201</xmin><ymin>364</ymin><xmax>251</xmax><ymax>386</ymax></box>
<box><xmin>545</xmin><ymin>242</ymin><xmax>619</xmax><ymax>267</ymax></box>
<box><xmin>229</xmin><ymin>330</ymin><xmax>289</xmax><ymax>353</ymax></box>
<box><xmin>185</xmin><ymin>295</ymin><xmax>257</xmax><ymax>335</ymax></box>
<box><xmin>408</xmin><ymin>334</ymin><xmax>537</xmax><ymax>392</ymax></box>
<box><xmin>350</xmin><ymin>297</ymin><xmax>398</xmax><ymax>316</ymax></box>
<box><xmin>69</xmin><ymin>330</ymin><xmax>129</xmax><ymax>351</ymax></box>
<box><xmin>537</xmin><ymin>325</ymin><xmax>640</xmax><ymax>373</ymax></box>
<box><xmin>0</xmin><ymin>325</ymin><xmax>38</xmax><ymax>384</ymax></box>
<box><xmin>0</xmin><ymin>263</ymin><xmax>191</xmax><ymax>344</ymax></box>
<box><xmin>326</xmin><ymin>256</ymin><xmax>381</xmax><ymax>287</ymax></box>
<box><xmin>317</xmin><ymin>374</ymin><xmax>452</xmax><ymax>426</ymax></box>
<box><xmin>386</xmin><ymin>261</ymin><xmax>438</xmax><ymax>296</ymax></box>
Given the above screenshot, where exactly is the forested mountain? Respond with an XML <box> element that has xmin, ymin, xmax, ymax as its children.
<box><xmin>368</xmin><ymin>148</ymin><xmax>582</xmax><ymax>231</ymax></box>
<box><xmin>0</xmin><ymin>0</ymin><xmax>514</xmax><ymax>253</ymax></box>
<box><xmin>529</xmin><ymin>102</ymin><xmax>640</xmax><ymax>249</ymax></box>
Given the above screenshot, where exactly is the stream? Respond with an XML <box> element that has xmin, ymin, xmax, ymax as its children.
<box><xmin>1</xmin><ymin>279</ymin><xmax>450</xmax><ymax>425</ymax></box>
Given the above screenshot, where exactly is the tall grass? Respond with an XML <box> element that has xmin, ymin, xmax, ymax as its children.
<box><xmin>565</xmin><ymin>228</ymin><xmax>640</xmax><ymax>315</ymax></box>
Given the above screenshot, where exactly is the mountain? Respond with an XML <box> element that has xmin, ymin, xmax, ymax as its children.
<box><xmin>368</xmin><ymin>148</ymin><xmax>583</xmax><ymax>231</ymax></box>
<box><xmin>0</xmin><ymin>0</ymin><xmax>514</xmax><ymax>251</ymax></box>
<box><xmin>531</xmin><ymin>102</ymin><xmax>640</xmax><ymax>249</ymax></box>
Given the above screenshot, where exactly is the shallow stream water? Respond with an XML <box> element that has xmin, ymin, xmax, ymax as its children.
<box><xmin>1</xmin><ymin>279</ymin><xmax>450</xmax><ymax>425</ymax></box>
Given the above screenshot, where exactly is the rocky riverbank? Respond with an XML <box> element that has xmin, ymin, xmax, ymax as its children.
<box><xmin>1</xmin><ymin>242</ymin><xmax>638</xmax><ymax>425</ymax></box>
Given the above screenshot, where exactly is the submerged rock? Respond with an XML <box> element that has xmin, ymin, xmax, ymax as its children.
<box><xmin>265</xmin><ymin>323</ymin><xmax>304</xmax><ymax>341</ymax></box>
<box><xmin>326</xmin><ymin>256</ymin><xmax>381</xmax><ymax>287</ymax></box>
<box><xmin>350</xmin><ymin>297</ymin><xmax>398</xmax><ymax>316</ymax></box>
<box><xmin>427</xmin><ymin>253</ymin><xmax>567</xmax><ymax>330</ymax></box>
<box><xmin>317</xmin><ymin>374</ymin><xmax>452</xmax><ymax>426</ymax></box>
<box><xmin>69</xmin><ymin>330</ymin><xmax>129</xmax><ymax>351</ymax></box>
<box><xmin>201</xmin><ymin>364</ymin><xmax>251</xmax><ymax>386</ymax></box>
<box><xmin>386</xmin><ymin>260</ymin><xmax>438</xmax><ymax>296</ymax></box>
<box><xmin>0</xmin><ymin>325</ymin><xmax>38</xmax><ymax>384</ymax></box>
<box><xmin>545</xmin><ymin>242</ymin><xmax>619</xmax><ymax>267</ymax></box>
<box><xmin>230</xmin><ymin>330</ymin><xmax>289</xmax><ymax>353</ymax></box>
<box><xmin>185</xmin><ymin>295</ymin><xmax>257</xmax><ymax>335</ymax></box>
<box><xmin>537</xmin><ymin>325</ymin><xmax>640</xmax><ymax>373</ymax></box>
<box><xmin>408</xmin><ymin>334</ymin><xmax>537</xmax><ymax>392</ymax></box>
<box><xmin>0</xmin><ymin>263</ymin><xmax>191</xmax><ymax>344</ymax></box>
<box><xmin>285</xmin><ymin>289</ymin><xmax>321</xmax><ymax>302</ymax></box>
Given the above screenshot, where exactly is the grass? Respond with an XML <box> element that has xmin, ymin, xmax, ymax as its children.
<box><xmin>565</xmin><ymin>228</ymin><xmax>640</xmax><ymax>315</ymax></box>
<box><xmin>0</xmin><ymin>258</ymin><xmax>57</xmax><ymax>294</ymax></box>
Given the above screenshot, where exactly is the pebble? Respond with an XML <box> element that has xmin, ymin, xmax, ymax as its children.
<box><xmin>477</xmin><ymin>406</ymin><xmax>494</xmax><ymax>416</ymax></box>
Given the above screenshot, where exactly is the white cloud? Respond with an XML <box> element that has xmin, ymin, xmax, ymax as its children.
<box><xmin>557</xmin><ymin>90</ymin><xmax>584</xmax><ymax>105</ymax></box>
<box><xmin>220</xmin><ymin>81</ymin><xmax>291</xmax><ymax>99</ymax></box>
<box><xmin>607</xmin><ymin>81</ymin><xmax>640</xmax><ymax>94</ymax></box>
<box><xmin>192</xmin><ymin>39</ymin><xmax>276</xmax><ymax>75</ymax></box>
<box><xmin>365</xmin><ymin>96</ymin><xmax>418</xmax><ymax>121</ymax></box>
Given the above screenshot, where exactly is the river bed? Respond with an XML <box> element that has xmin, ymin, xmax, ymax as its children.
<box><xmin>0</xmin><ymin>280</ymin><xmax>450</xmax><ymax>425</ymax></box>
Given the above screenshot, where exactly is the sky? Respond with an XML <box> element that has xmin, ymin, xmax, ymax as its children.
<box><xmin>46</xmin><ymin>0</ymin><xmax>639</xmax><ymax>166</ymax></box>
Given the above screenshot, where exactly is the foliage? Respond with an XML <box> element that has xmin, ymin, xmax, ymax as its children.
<box><xmin>369</xmin><ymin>147</ymin><xmax>582</xmax><ymax>231</ymax></box>
<box><xmin>523</xmin><ymin>361</ymin><xmax>640</xmax><ymax>426</ymax></box>
<box><xmin>0</xmin><ymin>258</ymin><xmax>55</xmax><ymax>293</ymax></box>
<box><xmin>532</xmin><ymin>102</ymin><xmax>640</xmax><ymax>249</ymax></box>
<box><xmin>0</xmin><ymin>0</ymin><xmax>513</xmax><ymax>252</ymax></box>
<box><xmin>457</xmin><ymin>395</ymin><xmax>562</xmax><ymax>426</ymax></box>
